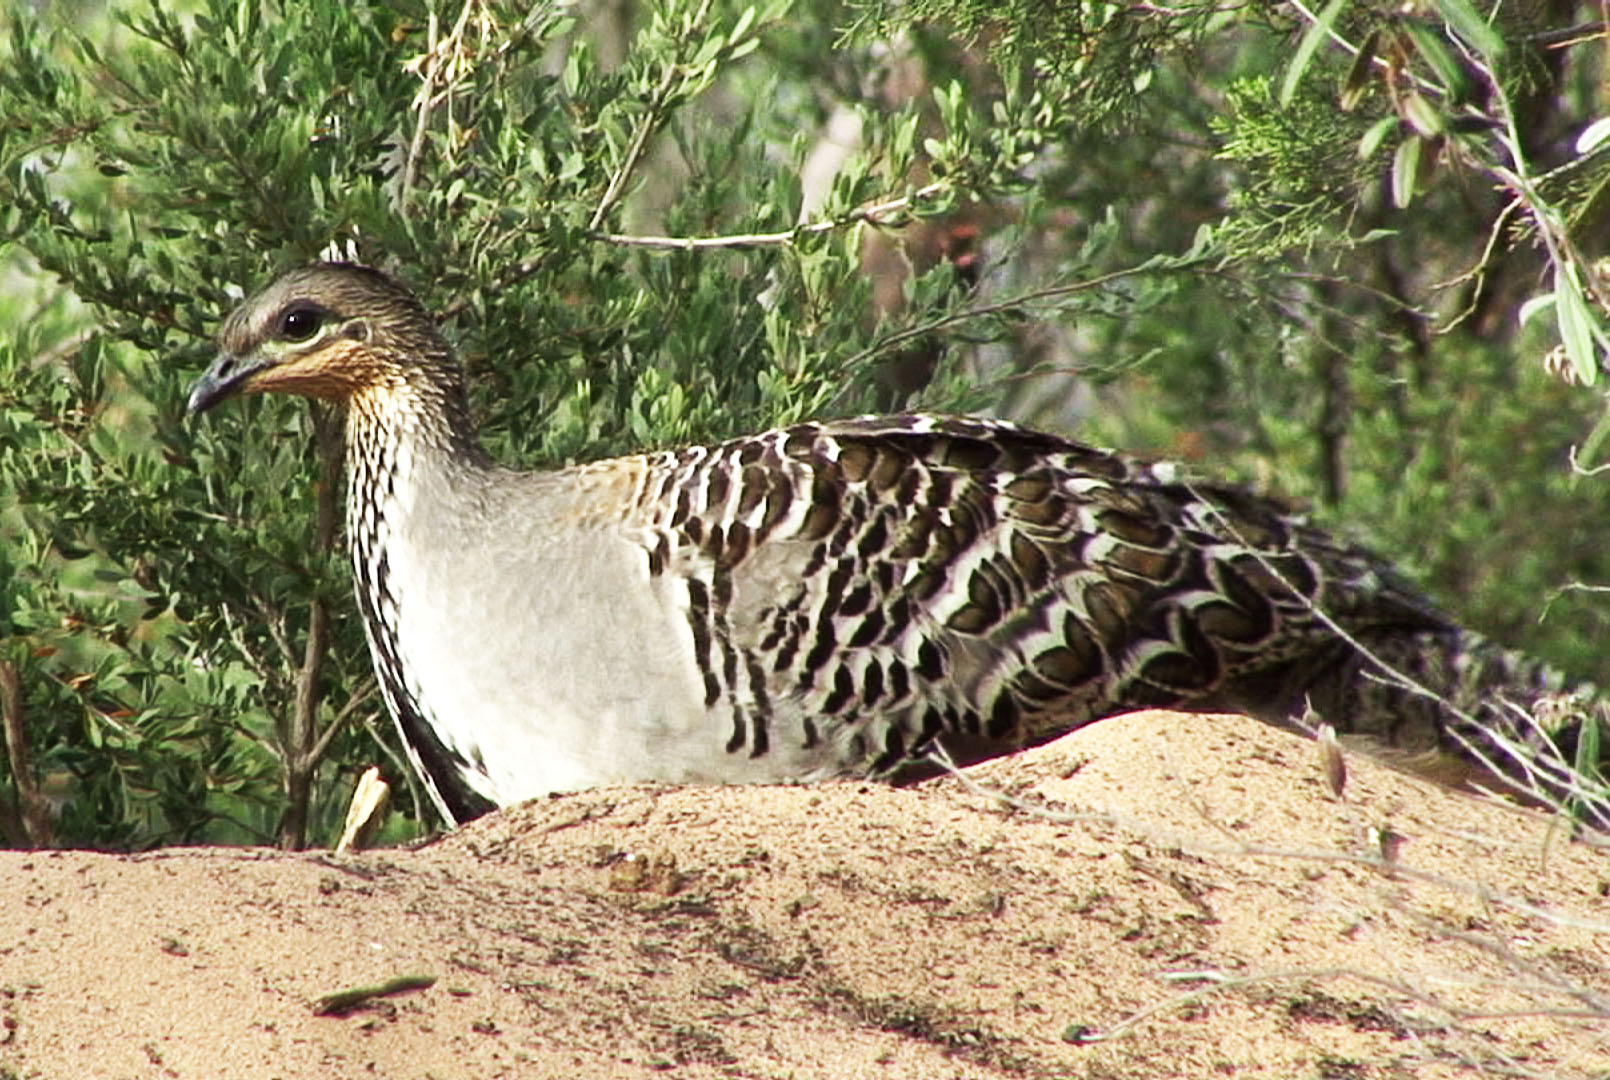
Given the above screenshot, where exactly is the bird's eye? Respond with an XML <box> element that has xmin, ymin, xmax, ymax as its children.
<box><xmin>278</xmin><ymin>307</ymin><xmax>323</xmax><ymax>342</ymax></box>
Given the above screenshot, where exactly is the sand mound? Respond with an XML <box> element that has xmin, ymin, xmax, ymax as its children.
<box><xmin>3</xmin><ymin>710</ymin><xmax>1605</xmax><ymax>1079</ymax></box>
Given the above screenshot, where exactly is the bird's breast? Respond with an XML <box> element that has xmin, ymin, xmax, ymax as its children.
<box><xmin>363</xmin><ymin>464</ymin><xmax>756</xmax><ymax>804</ymax></box>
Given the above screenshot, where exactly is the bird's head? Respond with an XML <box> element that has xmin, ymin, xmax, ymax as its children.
<box><xmin>188</xmin><ymin>262</ymin><xmax>452</xmax><ymax>414</ymax></box>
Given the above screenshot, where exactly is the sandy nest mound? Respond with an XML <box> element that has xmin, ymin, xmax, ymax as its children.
<box><xmin>3</xmin><ymin>710</ymin><xmax>1606</xmax><ymax>1079</ymax></box>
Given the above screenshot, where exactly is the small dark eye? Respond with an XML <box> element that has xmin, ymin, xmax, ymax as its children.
<box><xmin>278</xmin><ymin>307</ymin><xmax>323</xmax><ymax>342</ymax></box>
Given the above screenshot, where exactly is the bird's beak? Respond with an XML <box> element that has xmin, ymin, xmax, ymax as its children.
<box><xmin>187</xmin><ymin>351</ymin><xmax>272</xmax><ymax>415</ymax></box>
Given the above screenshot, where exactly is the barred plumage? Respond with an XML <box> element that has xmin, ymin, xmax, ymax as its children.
<box><xmin>189</xmin><ymin>263</ymin><xmax>1607</xmax><ymax>828</ymax></box>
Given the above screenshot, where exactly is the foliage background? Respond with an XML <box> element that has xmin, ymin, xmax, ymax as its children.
<box><xmin>1</xmin><ymin>0</ymin><xmax>1607</xmax><ymax>848</ymax></box>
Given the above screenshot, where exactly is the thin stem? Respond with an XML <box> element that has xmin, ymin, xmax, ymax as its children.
<box><xmin>278</xmin><ymin>405</ymin><xmax>342</xmax><ymax>850</ymax></box>
<box><xmin>0</xmin><ymin>657</ymin><xmax>54</xmax><ymax>848</ymax></box>
<box><xmin>1433</xmin><ymin>196</ymin><xmax>1522</xmax><ymax>334</ymax></box>
<box><xmin>837</xmin><ymin>258</ymin><xmax>1209</xmax><ymax>375</ymax></box>
<box><xmin>397</xmin><ymin>0</ymin><xmax>484</xmax><ymax>217</ymax></box>
<box><xmin>306</xmin><ymin>677</ymin><xmax>377</xmax><ymax>770</ymax></box>
<box><xmin>1284</xmin><ymin>0</ymin><xmax>1440</xmax><ymax>96</ymax></box>
<box><xmin>396</xmin><ymin>8</ymin><xmax>442</xmax><ymax>216</ymax></box>
<box><xmin>593</xmin><ymin>181</ymin><xmax>950</xmax><ymax>250</ymax></box>
<box><xmin>1568</xmin><ymin>444</ymin><xmax>1610</xmax><ymax>477</ymax></box>
<box><xmin>588</xmin><ymin>64</ymin><xmax>681</xmax><ymax>231</ymax></box>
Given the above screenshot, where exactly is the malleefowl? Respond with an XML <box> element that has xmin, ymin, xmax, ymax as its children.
<box><xmin>188</xmin><ymin>262</ymin><xmax>1607</xmax><ymax>827</ymax></box>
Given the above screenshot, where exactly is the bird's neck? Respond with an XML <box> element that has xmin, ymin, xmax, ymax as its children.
<box><xmin>344</xmin><ymin>368</ymin><xmax>492</xmax><ymax>489</ymax></box>
<box><xmin>342</xmin><ymin>368</ymin><xmax>495</xmax><ymax>595</ymax></box>
<box><xmin>339</xmin><ymin>368</ymin><xmax>498</xmax><ymax>828</ymax></box>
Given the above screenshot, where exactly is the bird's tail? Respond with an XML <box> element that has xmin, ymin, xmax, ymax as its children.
<box><xmin>1294</xmin><ymin>627</ymin><xmax>1610</xmax><ymax>832</ymax></box>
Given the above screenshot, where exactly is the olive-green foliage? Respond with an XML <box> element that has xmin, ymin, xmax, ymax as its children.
<box><xmin>1050</xmin><ymin>4</ymin><xmax>1610</xmax><ymax>685</ymax></box>
<box><xmin>1</xmin><ymin>0</ymin><xmax>1606</xmax><ymax>848</ymax></box>
<box><xmin>0</xmin><ymin>0</ymin><xmax>1084</xmax><ymax>847</ymax></box>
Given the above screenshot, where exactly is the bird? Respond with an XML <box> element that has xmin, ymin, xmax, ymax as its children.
<box><xmin>188</xmin><ymin>262</ymin><xmax>1608</xmax><ymax>829</ymax></box>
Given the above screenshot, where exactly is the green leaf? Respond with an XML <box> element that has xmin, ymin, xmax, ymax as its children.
<box><xmin>1400</xmin><ymin>20</ymin><xmax>1470</xmax><ymax>102</ymax></box>
<box><xmin>1555</xmin><ymin>265</ymin><xmax>1600</xmax><ymax>386</ymax></box>
<box><xmin>1567</xmin><ymin>711</ymin><xmax>1605</xmax><ymax>826</ymax></box>
<box><xmin>1280</xmin><ymin>0</ymin><xmax>1346</xmax><ymax>107</ymax></box>
<box><xmin>1401</xmin><ymin>92</ymin><xmax>1444</xmax><ymax>137</ymax></box>
<box><xmin>1391</xmin><ymin>135</ymin><xmax>1422</xmax><ymax>209</ymax></box>
<box><xmin>1517</xmin><ymin>293</ymin><xmax>1555</xmax><ymax>328</ymax></box>
<box><xmin>1577</xmin><ymin>117</ymin><xmax>1610</xmax><ymax>157</ymax></box>
<box><xmin>1433</xmin><ymin>0</ymin><xmax>1504</xmax><ymax>60</ymax></box>
<box><xmin>1338</xmin><ymin>29</ymin><xmax>1378</xmax><ymax>111</ymax></box>
<box><xmin>728</xmin><ymin>5</ymin><xmax>757</xmax><ymax>44</ymax></box>
<box><xmin>562</xmin><ymin>48</ymin><xmax>582</xmax><ymax>97</ymax></box>
<box><xmin>1357</xmin><ymin>115</ymin><xmax>1397</xmax><ymax>159</ymax></box>
<box><xmin>1576</xmin><ymin>709</ymin><xmax>1602</xmax><ymax>780</ymax></box>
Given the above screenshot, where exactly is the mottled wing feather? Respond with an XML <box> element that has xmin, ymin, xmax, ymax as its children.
<box><xmin>633</xmin><ymin>414</ymin><xmax>1450</xmax><ymax>778</ymax></box>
